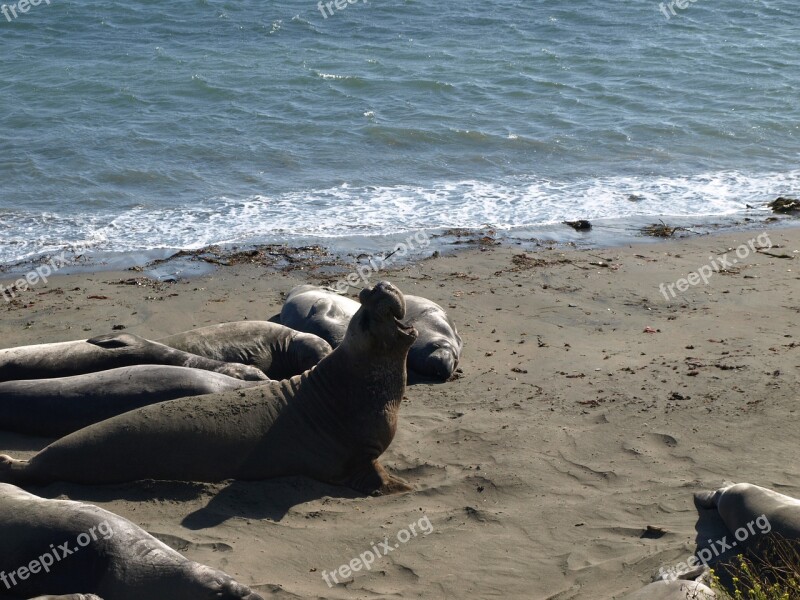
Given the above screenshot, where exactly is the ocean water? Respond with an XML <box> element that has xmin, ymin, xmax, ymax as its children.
<box><xmin>1</xmin><ymin>0</ymin><xmax>798</xmax><ymax>265</ymax></box>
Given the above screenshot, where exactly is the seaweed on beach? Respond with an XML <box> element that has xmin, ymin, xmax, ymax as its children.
<box><xmin>437</xmin><ymin>228</ymin><xmax>500</xmax><ymax>246</ymax></box>
<box><xmin>768</xmin><ymin>197</ymin><xmax>800</xmax><ymax>214</ymax></box>
<box><xmin>136</xmin><ymin>244</ymin><xmax>345</xmax><ymax>275</ymax></box>
<box><xmin>641</xmin><ymin>220</ymin><xmax>694</xmax><ymax>237</ymax></box>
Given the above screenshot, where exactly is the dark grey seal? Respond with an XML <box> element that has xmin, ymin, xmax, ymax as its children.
<box><xmin>0</xmin><ymin>483</ymin><xmax>262</xmax><ymax>599</ymax></box>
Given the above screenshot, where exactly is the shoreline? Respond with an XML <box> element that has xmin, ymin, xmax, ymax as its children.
<box><xmin>1</xmin><ymin>209</ymin><xmax>796</xmax><ymax>286</ymax></box>
<box><xmin>1</xmin><ymin>226</ymin><xmax>798</xmax><ymax>598</ymax></box>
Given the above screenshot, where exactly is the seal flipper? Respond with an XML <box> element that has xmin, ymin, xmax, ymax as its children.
<box><xmin>267</xmin><ymin>313</ymin><xmax>281</xmax><ymax>323</ymax></box>
<box><xmin>86</xmin><ymin>333</ymin><xmax>143</xmax><ymax>349</ymax></box>
<box><xmin>344</xmin><ymin>460</ymin><xmax>413</xmax><ymax>496</ymax></box>
<box><xmin>0</xmin><ymin>454</ymin><xmax>33</xmax><ymax>485</ymax></box>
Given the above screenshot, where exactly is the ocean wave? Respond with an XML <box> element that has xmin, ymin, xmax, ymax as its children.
<box><xmin>0</xmin><ymin>170</ymin><xmax>796</xmax><ymax>266</ymax></box>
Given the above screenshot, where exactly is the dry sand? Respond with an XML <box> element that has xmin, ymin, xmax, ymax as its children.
<box><xmin>1</xmin><ymin>226</ymin><xmax>799</xmax><ymax>599</ymax></box>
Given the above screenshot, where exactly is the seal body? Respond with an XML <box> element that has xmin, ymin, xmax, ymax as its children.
<box><xmin>695</xmin><ymin>482</ymin><xmax>800</xmax><ymax>541</ymax></box>
<box><xmin>279</xmin><ymin>285</ymin><xmax>359</xmax><ymax>348</ymax></box>
<box><xmin>279</xmin><ymin>286</ymin><xmax>462</xmax><ymax>381</ymax></box>
<box><xmin>404</xmin><ymin>295</ymin><xmax>462</xmax><ymax>380</ymax></box>
<box><xmin>157</xmin><ymin>321</ymin><xmax>331</xmax><ymax>381</ymax></box>
<box><xmin>0</xmin><ymin>333</ymin><xmax>267</xmax><ymax>383</ymax></box>
<box><xmin>0</xmin><ymin>483</ymin><xmax>262</xmax><ymax>600</ymax></box>
<box><xmin>0</xmin><ymin>365</ymin><xmax>259</xmax><ymax>437</ymax></box>
<box><xmin>0</xmin><ymin>282</ymin><xmax>417</xmax><ymax>495</ymax></box>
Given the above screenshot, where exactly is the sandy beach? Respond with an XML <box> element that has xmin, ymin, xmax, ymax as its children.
<box><xmin>1</xmin><ymin>226</ymin><xmax>798</xmax><ymax>599</ymax></box>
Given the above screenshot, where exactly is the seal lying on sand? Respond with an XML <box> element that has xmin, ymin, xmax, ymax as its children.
<box><xmin>0</xmin><ymin>483</ymin><xmax>262</xmax><ymax>600</ymax></box>
<box><xmin>21</xmin><ymin>594</ymin><xmax>103</xmax><ymax>600</ymax></box>
<box><xmin>403</xmin><ymin>295</ymin><xmax>462</xmax><ymax>380</ymax></box>
<box><xmin>27</xmin><ymin>595</ymin><xmax>102</xmax><ymax>599</ymax></box>
<box><xmin>279</xmin><ymin>285</ymin><xmax>462</xmax><ymax>380</ymax></box>
<box><xmin>695</xmin><ymin>482</ymin><xmax>800</xmax><ymax>541</ymax></box>
<box><xmin>0</xmin><ymin>365</ymin><xmax>260</xmax><ymax>437</ymax></box>
<box><xmin>0</xmin><ymin>282</ymin><xmax>417</xmax><ymax>495</ymax></box>
<box><xmin>278</xmin><ymin>285</ymin><xmax>359</xmax><ymax>348</ymax></box>
<box><xmin>22</xmin><ymin>595</ymin><xmax>102</xmax><ymax>599</ymax></box>
<box><xmin>157</xmin><ymin>321</ymin><xmax>331</xmax><ymax>381</ymax></box>
<box><xmin>0</xmin><ymin>333</ymin><xmax>267</xmax><ymax>383</ymax></box>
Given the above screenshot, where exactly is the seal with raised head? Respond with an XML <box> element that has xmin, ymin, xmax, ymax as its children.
<box><xmin>0</xmin><ymin>365</ymin><xmax>261</xmax><ymax>437</ymax></box>
<box><xmin>157</xmin><ymin>321</ymin><xmax>331</xmax><ymax>381</ymax></box>
<box><xmin>0</xmin><ymin>483</ymin><xmax>262</xmax><ymax>600</ymax></box>
<box><xmin>0</xmin><ymin>333</ymin><xmax>267</xmax><ymax>383</ymax></box>
<box><xmin>695</xmin><ymin>482</ymin><xmax>800</xmax><ymax>541</ymax></box>
<box><xmin>279</xmin><ymin>285</ymin><xmax>462</xmax><ymax>381</ymax></box>
<box><xmin>0</xmin><ymin>282</ymin><xmax>417</xmax><ymax>495</ymax></box>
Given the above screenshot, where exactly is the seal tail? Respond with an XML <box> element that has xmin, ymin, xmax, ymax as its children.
<box><xmin>694</xmin><ymin>487</ymin><xmax>728</xmax><ymax>509</ymax></box>
<box><xmin>0</xmin><ymin>454</ymin><xmax>32</xmax><ymax>484</ymax></box>
<box><xmin>87</xmin><ymin>332</ymin><xmax>140</xmax><ymax>349</ymax></box>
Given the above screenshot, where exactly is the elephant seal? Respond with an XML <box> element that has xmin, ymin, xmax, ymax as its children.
<box><xmin>25</xmin><ymin>595</ymin><xmax>101</xmax><ymax>599</ymax></box>
<box><xmin>278</xmin><ymin>285</ymin><xmax>359</xmax><ymax>348</ymax></box>
<box><xmin>157</xmin><ymin>321</ymin><xmax>331</xmax><ymax>381</ymax></box>
<box><xmin>621</xmin><ymin>580</ymin><xmax>715</xmax><ymax>600</ymax></box>
<box><xmin>0</xmin><ymin>282</ymin><xmax>417</xmax><ymax>495</ymax></box>
<box><xmin>0</xmin><ymin>365</ymin><xmax>260</xmax><ymax>437</ymax></box>
<box><xmin>404</xmin><ymin>295</ymin><xmax>462</xmax><ymax>380</ymax></box>
<box><xmin>279</xmin><ymin>285</ymin><xmax>462</xmax><ymax>381</ymax></box>
<box><xmin>0</xmin><ymin>333</ymin><xmax>267</xmax><ymax>383</ymax></box>
<box><xmin>0</xmin><ymin>483</ymin><xmax>262</xmax><ymax>600</ymax></box>
<box><xmin>695</xmin><ymin>482</ymin><xmax>799</xmax><ymax>541</ymax></box>
<box><xmin>27</xmin><ymin>595</ymin><xmax>102</xmax><ymax>599</ymax></box>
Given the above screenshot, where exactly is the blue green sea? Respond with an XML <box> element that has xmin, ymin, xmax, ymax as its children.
<box><xmin>1</xmin><ymin>0</ymin><xmax>798</xmax><ymax>265</ymax></box>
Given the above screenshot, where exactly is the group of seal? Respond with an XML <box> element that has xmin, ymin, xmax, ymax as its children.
<box><xmin>0</xmin><ymin>323</ymin><xmax>332</xmax><ymax>436</ymax></box>
<box><xmin>0</xmin><ymin>281</ymin><xmax>416</xmax><ymax>494</ymax></box>
<box><xmin>0</xmin><ymin>281</ymin><xmax>462</xmax><ymax>598</ymax></box>
<box><xmin>278</xmin><ymin>284</ymin><xmax>463</xmax><ymax>380</ymax></box>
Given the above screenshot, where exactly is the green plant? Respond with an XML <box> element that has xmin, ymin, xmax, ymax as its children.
<box><xmin>709</xmin><ymin>536</ymin><xmax>800</xmax><ymax>600</ymax></box>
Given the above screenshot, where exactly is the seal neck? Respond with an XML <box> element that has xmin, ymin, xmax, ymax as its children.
<box><xmin>301</xmin><ymin>341</ymin><xmax>407</xmax><ymax>458</ymax></box>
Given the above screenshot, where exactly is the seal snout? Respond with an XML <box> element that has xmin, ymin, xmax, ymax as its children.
<box><xmin>359</xmin><ymin>281</ymin><xmax>406</xmax><ymax>320</ymax></box>
<box><xmin>424</xmin><ymin>346</ymin><xmax>457</xmax><ymax>379</ymax></box>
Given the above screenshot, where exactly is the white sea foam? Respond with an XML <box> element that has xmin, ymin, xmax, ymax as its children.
<box><xmin>0</xmin><ymin>170</ymin><xmax>797</xmax><ymax>266</ymax></box>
